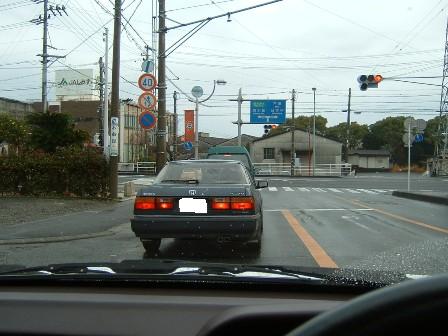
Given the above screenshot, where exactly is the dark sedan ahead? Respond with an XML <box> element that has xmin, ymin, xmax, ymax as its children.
<box><xmin>131</xmin><ymin>160</ymin><xmax>268</xmax><ymax>254</ymax></box>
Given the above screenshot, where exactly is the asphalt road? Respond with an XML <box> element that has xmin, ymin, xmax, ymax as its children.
<box><xmin>1</xmin><ymin>174</ymin><xmax>447</xmax><ymax>277</ymax></box>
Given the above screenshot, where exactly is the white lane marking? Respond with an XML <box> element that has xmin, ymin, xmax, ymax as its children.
<box><xmin>311</xmin><ymin>188</ymin><xmax>327</xmax><ymax>192</ymax></box>
<box><xmin>356</xmin><ymin>189</ymin><xmax>378</xmax><ymax>194</ymax></box>
<box><xmin>283</xmin><ymin>187</ymin><xmax>294</xmax><ymax>191</ymax></box>
<box><xmin>268</xmin><ymin>187</ymin><xmax>278</xmax><ymax>191</ymax></box>
<box><xmin>419</xmin><ymin>189</ymin><xmax>434</xmax><ymax>192</ymax></box>
<box><xmin>341</xmin><ymin>215</ymin><xmax>376</xmax><ymax>233</ymax></box>
<box><xmin>328</xmin><ymin>188</ymin><xmax>343</xmax><ymax>193</ymax></box>
<box><xmin>344</xmin><ymin>189</ymin><xmax>361</xmax><ymax>193</ymax></box>
<box><xmin>264</xmin><ymin>208</ymin><xmax>374</xmax><ymax>212</ymax></box>
<box><xmin>297</xmin><ymin>187</ymin><xmax>310</xmax><ymax>192</ymax></box>
<box><xmin>372</xmin><ymin>189</ymin><xmax>388</xmax><ymax>193</ymax></box>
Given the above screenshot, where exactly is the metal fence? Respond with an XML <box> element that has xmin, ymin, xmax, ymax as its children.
<box><xmin>253</xmin><ymin>163</ymin><xmax>352</xmax><ymax>177</ymax></box>
<box><xmin>118</xmin><ymin>162</ymin><xmax>156</xmax><ymax>174</ymax></box>
<box><xmin>119</xmin><ymin>161</ymin><xmax>351</xmax><ymax>177</ymax></box>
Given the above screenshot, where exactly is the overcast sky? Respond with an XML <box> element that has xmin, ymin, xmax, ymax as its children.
<box><xmin>1</xmin><ymin>0</ymin><xmax>447</xmax><ymax>138</ymax></box>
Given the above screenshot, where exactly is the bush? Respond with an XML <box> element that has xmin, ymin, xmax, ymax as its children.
<box><xmin>0</xmin><ymin>147</ymin><xmax>110</xmax><ymax>198</ymax></box>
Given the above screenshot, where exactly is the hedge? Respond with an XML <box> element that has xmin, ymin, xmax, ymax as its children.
<box><xmin>0</xmin><ymin>147</ymin><xmax>110</xmax><ymax>198</ymax></box>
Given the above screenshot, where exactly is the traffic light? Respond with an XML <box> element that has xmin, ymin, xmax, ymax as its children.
<box><xmin>263</xmin><ymin>125</ymin><xmax>278</xmax><ymax>134</ymax></box>
<box><xmin>357</xmin><ymin>74</ymin><xmax>383</xmax><ymax>91</ymax></box>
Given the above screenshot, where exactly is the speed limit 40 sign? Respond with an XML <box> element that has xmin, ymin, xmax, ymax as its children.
<box><xmin>138</xmin><ymin>73</ymin><xmax>157</xmax><ymax>91</ymax></box>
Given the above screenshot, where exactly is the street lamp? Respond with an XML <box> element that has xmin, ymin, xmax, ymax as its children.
<box><xmin>192</xmin><ymin>80</ymin><xmax>227</xmax><ymax>159</ymax></box>
<box><xmin>312</xmin><ymin>87</ymin><xmax>316</xmax><ymax>176</ymax></box>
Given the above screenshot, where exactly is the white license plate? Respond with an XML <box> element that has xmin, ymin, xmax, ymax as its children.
<box><xmin>179</xmin><ymin>198</ymin><xmax>207</xmax><ymax>214</ymax></box>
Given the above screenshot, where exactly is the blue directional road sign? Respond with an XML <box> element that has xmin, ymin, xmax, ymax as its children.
<box><xmin>414</xmin><ymin>134</ymin><xmax>424</xmax><ymax>143</ymax></box>
<box><xmin>139</xmin><ymin>111</ymin><xmax>157</xmax><ymax>130</ymax></box>
<box><xmin>250</xmin><ymin>100</ymin><xmax>286</xmax><ymax>124</ymax></box>
<box><xmin>183</xmin><ymin>141</ymin><xmax>193</xmax><ymax>151</ymax></box>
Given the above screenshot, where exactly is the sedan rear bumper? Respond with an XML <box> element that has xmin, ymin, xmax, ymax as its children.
<box><xmin>131</xmin><ymin>214</ymin><xmax>260</xmax><ymax>241</ymax></box>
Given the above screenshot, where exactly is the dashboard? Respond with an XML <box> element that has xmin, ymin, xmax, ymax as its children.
<box><xmin>0</xmin><ymin>284</ymin><xmax>356</xmax><ymax>336</ymax></box>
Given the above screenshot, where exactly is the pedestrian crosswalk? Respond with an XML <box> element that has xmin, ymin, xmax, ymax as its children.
<box><xmin>260</xmin><ymin>187</ymin><xmax>393</xmax><ymax>195</ymax></box>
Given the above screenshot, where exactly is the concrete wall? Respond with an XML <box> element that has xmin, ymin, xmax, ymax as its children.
<box><xmin>250</xmin><ymin>130</ymin><xmax>342</xmax><ymax>164</ymax></box>
<box><xmin>0</xmin><ymin>98</ymin><xmax>35</xmax><ymax>119</ymax></box>
<box><xmin>348</xmin><ymin>155</ymin><xmax>390</xmax><ymax>169</ymax></box>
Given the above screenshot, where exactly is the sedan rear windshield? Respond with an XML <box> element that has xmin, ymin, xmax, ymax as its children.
<box><xmin>155</xmin><ymin>163</ymin><xmax>250</xmax><ymax>184</ymax></box>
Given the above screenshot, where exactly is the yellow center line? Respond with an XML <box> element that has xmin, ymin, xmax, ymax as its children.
<box><xmin>333</xmin><ymin>195</ymin><xmax>448</xmax><ymax>235</ymax></box>
<box><xmin>281</xmin><ymin>210</ymin><xmax>338</xmax><ymax>268</ymax></box>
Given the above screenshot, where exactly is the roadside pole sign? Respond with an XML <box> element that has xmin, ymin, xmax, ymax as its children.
<box><xmin>110</xmin><ymin>117</ymin><xmax>119</xmax><ymax>157</ymax></box>
<box><xmin>141</xmin><ymin>60</ymin><xmax>154</xmax><ymax>73</ymax></box>
<box><xmin>415</xmin><ymin>119</ymin><xmax>427</xmax><ymax>132</ymax></box>
<box><xmin>138</xmin><ymin>73</ymin><xmax>157</xmax><ymax>91</ymax></box>
<box><xmin>183</xmin><ymin>141</ymin><xmax>193</xmax><ymax>151</ymax></box>
<box><xmin>139</xmin><ymin>111</ymin><xmax>157</xmax><ymax>130</ymax></box>
<box><xmin>138</xmin><ymin>92</ymin><xmax>157</xmax><ymax>110</ymax></box>
<box><xmin>250</xmin><ymin>100</ymin><xmax>286</xmax><ymax>124</ymax></box>
<box><xmin>414</xmin><ymin>134</ymin><xmax>424</xmax><ymax>143</ymax></box>
<box><xmin>402</xmin><ymin>133</ymin><xmax>412</xmax><ymax>147</ymax></box>
<box><xmin>191</xmin><ymin>86</ymin><xmax>204</xmax><ymax>98</ymax></box>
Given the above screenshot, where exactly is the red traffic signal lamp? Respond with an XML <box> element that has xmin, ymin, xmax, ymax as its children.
<box><xmin>357</xmin><ymin>74</ymin><xmax>383</xmax><ymax>91</ymax></box>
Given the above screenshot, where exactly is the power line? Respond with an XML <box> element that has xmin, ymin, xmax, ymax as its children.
<box><xmin>166</xmin><ymin>0</ymin><xmax>237</xmax><ymax>13</ymax></box>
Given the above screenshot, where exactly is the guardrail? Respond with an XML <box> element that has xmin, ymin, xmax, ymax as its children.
<box><xmin>253</xmin><ymin>163</ymin><xmax>352</xmax><ymax>177</ymax></box>
<box><xmin>118</xmin><ymin>162</ymin><xmax>156</xmax><ymax>174</ymax></box>
<box><xmin>136</xmin><ymin>161</ymin><xmax>156</xmax><ymax>174</ymax></box>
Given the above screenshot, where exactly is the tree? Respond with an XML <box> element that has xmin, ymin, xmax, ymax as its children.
<box><xmin>26</xmin><ymin>112</ymin><xmax>89</xmax><ymax>153</ymax></box>
<box><xmin>269</xmin><ymin>115</ymin><xmax>328</xmax><ymax>135</ymax></box>
<box><xmin>325</xmin><ymin>122</ymin><xmax>369</xmax><ymax>149</ymax></box>
<box><xmin>0</xmin><ymin>114</ymin><xmax>29</xmax><ymax>153</ymax></box>
<box><xmin>362</xmin><ymin>116</ymin><xmax>407</xmax><ymax>164</ymax></box>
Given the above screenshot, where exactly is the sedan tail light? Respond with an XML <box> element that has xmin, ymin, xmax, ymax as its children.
<box><xmin>231</xmin><ymin>197</ymin><xmax>254</xmax><ymax>211</ymax></box>
<box><xmin>156</xmin><ymin>197</ymin><xmax>174</xmax><ymax>210</ymax></box>
<box><xmin>135</xmin><ymin>197</ymin><xmax>174</xmax><ymax>210</ymax></box>
<box><xmin>211</xmin><ymin>197</ymin><xmax>231</xmax><ymax>210</ymax></box>
<box><xmin>134</xmin><ymin>197</ymin><xmax>156</xmax><ymax>210</ymax></box>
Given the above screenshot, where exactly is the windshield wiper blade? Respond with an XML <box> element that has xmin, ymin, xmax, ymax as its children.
<box><xmin>0</xmin><ymin>261</ymin><xmax>325</xmax><ymax>281</ymax></box>
<box><xmin>161</xmin><ymin>179</ymin><xmax>200</xmax><ymax>184</ymax></box>
<box><xmin>0</xmin><ymin>264</ymin><xmax>117</xmax><ymax>276</ymax></box>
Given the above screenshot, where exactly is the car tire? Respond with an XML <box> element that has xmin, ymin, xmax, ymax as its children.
<box><xmin>248</xmin><ymin>217</ymin><xmax>263</xmax><ymax>253</ymax></box>
<box><xmin>141</xmin><ymin>239</ymin><xmax>161</xmax><ymax>255</ymax></box>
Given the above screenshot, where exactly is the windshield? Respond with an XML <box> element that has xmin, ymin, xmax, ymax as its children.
<box><xmin>0</xmin><ymin>0</ymin><xmax>448</xmax><ymax>288</ymax></box>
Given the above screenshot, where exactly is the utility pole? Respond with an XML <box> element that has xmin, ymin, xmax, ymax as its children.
<box><xmin>345</xmin><ymin>88</ymin><xmax>351</xmax><ymax>163</ymax></box>
<box><xmin>194</xmin><ymin>97</ymin><xmax>199</xmax><ymax>159</ymax></box>
<box><xmin>433</xmin><ymin>16</ymin><xmax>448</xmax><ymax>176</ymax></box>
<box><xmin>312</xmin><ymin>87</ymin><xmax>316</xmax><ymax>176</ymax></box>
<box><xmin>290</xmin><ymin>89</ymin><xmax>296</xmax><ymax>176</ymax></box>
<box><xmin>103</xmin><ymin>28</ymin><xmax>109</xmax><ymax>156</ymax></box>
<box><xmin>41</xmin><ymin>0</ymin><xmax>49</xmax><ymax>113</ymax></box>
<box><xmin>142</xmin><ymin>44</ymin><xmax>151</xmax><ymax>60</ymax></box>
<box><xmin>173</xmin><ymin>91</ymin><xmax>178</xmax><ymax>160</ymax></box>
<box><xmin>237</xmin><ymin>88</ymin><xmax>242</xmax><ymax>146</ymax></box>
<box><xmin>156</xmin><ymin>0</ymin><xmax>167</xmax><ymax>172</ymax></box>
<box><xmin>109</xmin><ymin>0</ymin><xmax>121</xmax><ymax>199</ymax></box>
<box><xmin>32</xmin><ymin>0</ymin><xmax>67</xmax><ymax>113</ymax></box>
<box><xmin>98</xmin><ymin>57</ymin><xmax>104</xmax><ymax>135</ymax></box>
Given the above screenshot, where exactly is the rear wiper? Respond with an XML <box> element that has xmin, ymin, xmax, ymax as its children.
<box><xmin>161</xmin><ymin>179</ymin><xmax>200</xmax><ymax>184</ymax></box>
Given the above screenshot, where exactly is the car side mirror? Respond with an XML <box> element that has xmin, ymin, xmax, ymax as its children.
<box><xmin>256</xmin><ymin>180</ymin><xmax>268</xmax><ymax>189</ymax></box>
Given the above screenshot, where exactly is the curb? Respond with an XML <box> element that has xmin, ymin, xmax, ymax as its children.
<box><xmin>392</xmin><ymin>191</ymin><xmax>448</xmax><ymax>206</ymax></box>
<box><xmin>0</xmin><ymin>229</ymin><xmax>116</xmax><ymax>246</ymax></box>
<box><xmin>117</xmin><ymin>195</ymin><xmax>136</xmax><ymax>202</ymax></box>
